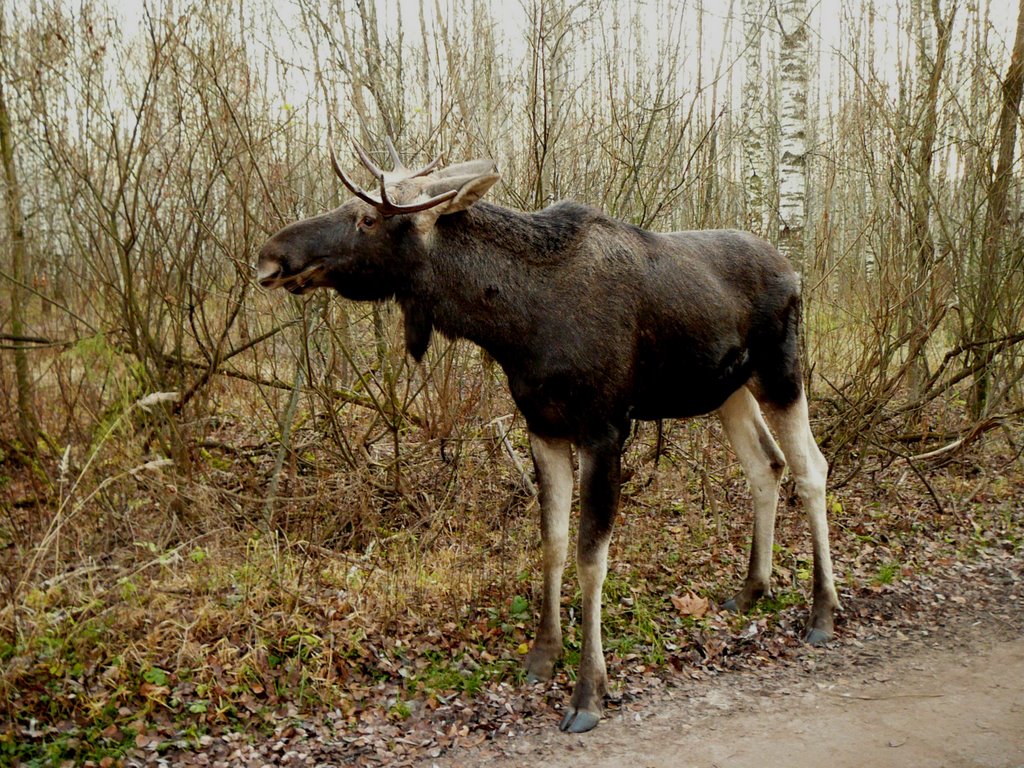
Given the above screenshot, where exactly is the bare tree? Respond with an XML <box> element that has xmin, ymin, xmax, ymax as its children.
<box><xmin>525</xmin><ymin>0</ymin><xmax>579</xmax><ymax>208</ymax></box>
<box><xmin>742</xmin><ymin>0</ymin><xmax>769</xmax><ymax>234</ymax></box>
<box><xmin>966</xmin><ymin>0</ymin><xmax>1024</xmax><ymax>417</ymax></box>
<box><xmin>0</xmin><ymin>66</ymin><xmax>38</xmax><ymax>453</ymax></box>
<box><xmin>777</xmin><ymin>0</ymin><xmax>810</xmax><ymax>270</ymax></box>
<box><xmin>905</xmin><ymin>0</ymin><xmax>955</xmax><ymax>399</ymax></box>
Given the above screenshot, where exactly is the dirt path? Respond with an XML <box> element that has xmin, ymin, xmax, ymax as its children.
<box><xmin>433</xmin><ymin>633</ymin><xmax>1024</xmax><ymax>768</ymax></box>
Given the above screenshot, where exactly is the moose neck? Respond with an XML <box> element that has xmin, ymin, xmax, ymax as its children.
<box><xmin>403</xmin><ymin>201</ymin><xmax>584</xmax><ymax>369</ymax></box>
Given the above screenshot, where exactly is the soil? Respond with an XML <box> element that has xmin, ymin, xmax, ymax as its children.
<box><xmin>421</xmin><ymin>507</ymin><xmax>1024</xmax><ymax>768</ymax></box>
<box><xmin>147</xmin><ymin>543</ymin><xmax>1024</xmax><ymax>767</ymax></box>
<box><xmin>432</xmin><ymin>627</ymin><xmax>1024</xmax><ymax>768</ymax></box>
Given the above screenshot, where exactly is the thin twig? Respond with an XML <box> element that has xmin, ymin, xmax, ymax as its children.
<box><xmin>487</xmin><ymin>415</ymin><xmax>537</xmax><ymax>497</ymax></box>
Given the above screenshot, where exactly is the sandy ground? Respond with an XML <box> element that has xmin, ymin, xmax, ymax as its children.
<box><xmin>432</xmin><ymin>633</ymin><xmax>1024</xmax><ymax>768</ymax></box>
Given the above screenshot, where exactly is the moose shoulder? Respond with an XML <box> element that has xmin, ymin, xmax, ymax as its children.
<box><xmin>257</xmin><ymin>142</ymin><xmax>838</xmax><ymax>733</ymax></box>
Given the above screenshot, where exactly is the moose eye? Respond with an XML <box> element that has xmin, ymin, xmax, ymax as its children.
<box><xmin>359</xmin><ymin>214</ymin><xmax>377</xmax><ymax>230</ymax></box>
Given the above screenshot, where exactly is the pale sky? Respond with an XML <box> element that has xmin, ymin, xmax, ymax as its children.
<box><xmin>97</xmin><ymin>0</ymin><xmax>1019</xmax><ymax>101</ymax></box>
<box><xmin>66</xmin><ymin>0</ymin><xmax>1024</xmax><ymax>141</ymax></box>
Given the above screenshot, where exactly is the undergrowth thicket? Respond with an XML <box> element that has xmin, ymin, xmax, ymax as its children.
<box><xmin>1</xmin><ymin>347</ymin><xmax>1021</xmax><ymax>765</ymax></box>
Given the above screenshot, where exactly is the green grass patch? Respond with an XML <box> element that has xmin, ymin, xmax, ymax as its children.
<box><xmin>873</xmin><ymin>561</ymin><xmax>900</xmax><ymax>586</ymax></box>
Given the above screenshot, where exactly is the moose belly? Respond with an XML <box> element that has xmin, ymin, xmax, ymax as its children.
<box><xmin>502</xmin><ymin>343</ymin><xmax>753</xmax><ymax>437</ymax></box>
<box><xmin>629</xmin><ymin>345</ymin><xmax>753</xmax><ymax>420</ymax></box>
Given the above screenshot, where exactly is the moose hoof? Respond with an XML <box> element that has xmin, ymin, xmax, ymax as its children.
<box><xmin>559</xmin><ymin>707</ymin><xmax>601</xmax><ymax>733</ymax></box>
<box><xmin>524</xmin><ymin>646</ymin><xmax>559</xmax><ymax>683</ymax></box>
<box><xmin>804</xmin><ymin>627</ymin><xmax>833</xmax><ymax>646</ymax></box>
<box><xmin>723</xmin><ymin>583</ymin><xmax>765</xmax><ymax>615</ymax></box>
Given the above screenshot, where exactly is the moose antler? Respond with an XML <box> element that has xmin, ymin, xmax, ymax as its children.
<box><xmin>349</xmin><ymin>138</ymin><xmax>440</xmax><ymax>183</ymax></box>
<box><xmin>330</xmin><ymin>144</ymin><xmax>455</xmax><ymax>217</ymax></box>
<box><xmin>383</xmin><ymin>137</ymin><xmax>442</xmax><ymax>179</ymax></box>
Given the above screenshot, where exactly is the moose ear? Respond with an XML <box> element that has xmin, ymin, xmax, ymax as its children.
<box><xmin>432</xmin><ymin>159</ymin><xmax>500</xmax><ymax>180</ymax></box>
<box><xmin>421</xmin><ymin>163</ymin><xmax>500</xmax><ymax>217</ymax></box>
<box><xmin>438</xmin><ymin>173</ymin><xmax>500</xmax><ymax>214</ymax></box>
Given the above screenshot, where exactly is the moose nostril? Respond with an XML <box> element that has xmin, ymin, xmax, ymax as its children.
<box><xmin>256</xmin><ymin>258</ymin><xmax>283</xmax><ymax>286</ymax></box>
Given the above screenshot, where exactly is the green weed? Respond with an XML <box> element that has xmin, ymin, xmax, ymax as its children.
<box><xmin>873</xmin><ymin>562</ymin><xmax>900</xmax><ymax>586</ymax></box>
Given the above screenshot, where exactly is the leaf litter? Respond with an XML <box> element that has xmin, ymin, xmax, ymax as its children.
<box><xmin>2</xmin><ymin>420</ymin><xmax>1022</xmax><ymax>767</ymax></box>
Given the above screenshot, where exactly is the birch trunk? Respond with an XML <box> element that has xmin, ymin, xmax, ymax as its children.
<box><xmin>742</xmin><ymin>0</ymin><xmax>768</xmax><ymax>234</ymax></box>
<box><xmin>777</xmin><ymin>0</ymin><xmax>809</xmax><ymax>271</ymax></box>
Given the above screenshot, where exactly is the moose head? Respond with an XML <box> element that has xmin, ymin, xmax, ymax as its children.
<box><xmin>256</xmin><ymin>139</ymin><xmax>499</xmax><ymax>302</ymax></box>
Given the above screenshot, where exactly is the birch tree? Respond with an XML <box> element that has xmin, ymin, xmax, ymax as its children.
<box><xmin>777</xmin><ymin>0</ymin><xmax>809</xmax><ymax>270</ymax></box>
<box><xmin>742</xmin><ymin>0</ymin><xmax>769</xmax><ymax>234</ymax></box>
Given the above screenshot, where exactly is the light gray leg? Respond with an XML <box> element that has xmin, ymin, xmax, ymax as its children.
<box><xmin>765</xmin><ymin>389</ymin><xmax>839</xmax><ymax>644</ymax></box>
<box><xmin>560</xmin><ymin>442</ymin><xmax>620</xmax><ymax>734</ymax></box>
<box><xmin>525</xmin><ymin>433</ymin><xmax>573</xmax><ymax>682</ymax></box>
<box><xmin>567</xmin><ymin>527</ymin><xmax>609</xmax><ymax>732</ymax></box>
<box><xmin>718</xmin><ymin>386</ymin><xmax>785</xmax><ymax>613</ymax></box>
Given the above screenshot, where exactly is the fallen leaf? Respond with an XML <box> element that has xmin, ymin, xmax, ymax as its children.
<box><xmin>135</xmin><ymin>732</ymin><xmax>154</xmax><ymax>748</ymax></box>
<box><xmin>671</xmin><ymin>592</ymin><xmax>709</xmax><ymax>618</ymax></box>
<box><xmin>139</xmin><ymin>683</ymin><xmax>169</xmax><ymax>699</ymax></box>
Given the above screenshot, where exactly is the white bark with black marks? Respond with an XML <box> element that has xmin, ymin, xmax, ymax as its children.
<box><xmin>743</xmin><ymin>0</ymin><xmax>769</xmax><ymax>234</ymax></box>
<box><xmin>777</xmin><ymin>0</ymin><xmax>809</xmax><ymax>269</ymax></box>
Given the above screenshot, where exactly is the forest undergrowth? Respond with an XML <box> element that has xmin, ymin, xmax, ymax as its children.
<box><xmin>1</xmin><ymin>362</ymin><xmax>1021</xmax><ymax>766</ymax></box>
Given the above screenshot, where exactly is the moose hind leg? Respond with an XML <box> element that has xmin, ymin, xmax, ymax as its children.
<box><xmin>560</xmin><ymin>441</ymin><xmax>621</xmax><ymax>734</ymax></box>
<box><xmin>765</xmin><ymin>390</ymin><xmax>839</xmax><ymax>645</ymax></box>
<box><xmin>718</xmin><ymin>387</ymin><xmax>785</xmax><ymax>614</ymax></box>
<box><xmin>525</xmin><ymin>434</ymin><xmax>573</xmax><ymax>682</ymax></box>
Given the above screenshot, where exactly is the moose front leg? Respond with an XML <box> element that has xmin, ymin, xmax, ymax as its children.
<box><xmin>560</xmin><ymin>440</ymin><xmax>622</xmax><ymax>734</ymax></box>
<box><xmin>525</xmin><ymin>434</ymin><xmax>573</xmax><ymax>682</ymax></box>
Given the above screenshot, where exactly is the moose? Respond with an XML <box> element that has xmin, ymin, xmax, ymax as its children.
<box><xmin>257</xmin><ymin>141</ymin><xmax>838</xmax><ymax>733</ymax></box>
